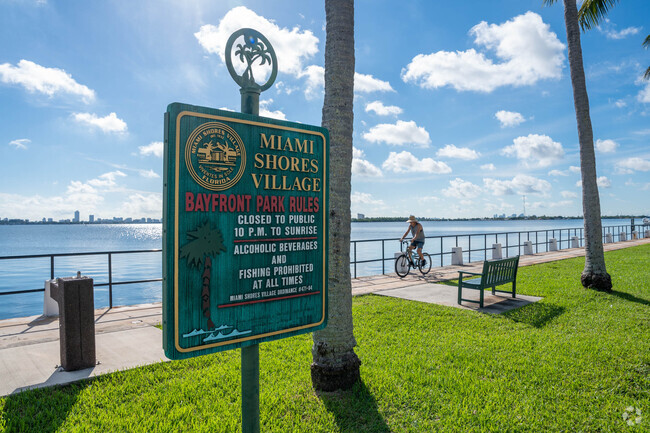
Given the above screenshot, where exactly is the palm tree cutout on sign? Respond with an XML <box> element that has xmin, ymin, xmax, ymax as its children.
<box><xmin>234</xmin><ymin>35</ymin><xmax>272</xmax><ymax>89</ymax></box>
<box><xmin>180</xmin><ymin>222</ymin><xmax>226</xmax><ymax>329</ymax></box>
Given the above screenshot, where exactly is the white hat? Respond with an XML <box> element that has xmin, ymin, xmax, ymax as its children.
<box><xmin>406</xmin><ymin>215</ymin><xmax>418</xmax><ymax>223</ymax></box>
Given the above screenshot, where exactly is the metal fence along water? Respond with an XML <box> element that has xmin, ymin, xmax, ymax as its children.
<box><xmin>0</xmin><ymin>223</ymin><xmax>647</xmax><ymax>319</ymax></box>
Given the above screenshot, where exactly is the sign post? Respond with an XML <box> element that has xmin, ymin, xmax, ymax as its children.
<box><xmin>163</xmin><ymin>28</ymin><xmax>328</xmax><ymax>433</ymax></box>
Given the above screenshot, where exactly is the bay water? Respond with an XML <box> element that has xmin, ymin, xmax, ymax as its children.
<box><xmin>0</xmin><ymin>218</ymin><xmax>636</xmax><ymax>320</ymax></box>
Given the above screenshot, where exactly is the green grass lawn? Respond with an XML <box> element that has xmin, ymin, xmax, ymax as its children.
<box><xmin>1</xmin><ymin>245</ymin><xmax>649</xmax><ymax>432</ymax></box>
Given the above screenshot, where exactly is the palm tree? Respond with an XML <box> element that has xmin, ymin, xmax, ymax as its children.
<box><xmin>311</xmin><ymin>0</ymin><xmax>361</xmax><ymax>391</ymax></box>
<box><xmin>544</xmin><ymin>0</ymin><xmax>612</xmax><ymax>291</ymax></box>
<box><xmin>577</xmin><ymin>0</ymin><xmax>649</xmax><ymax>79</ymax></box>
<box><xmin>179</xmin><ymin>222</ymin><xmax>226</xmax><ymax>329</ymax></box>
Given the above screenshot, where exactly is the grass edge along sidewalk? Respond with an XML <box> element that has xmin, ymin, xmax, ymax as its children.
<box><xmin>1</xmin><ymin>244</ymin><xmax>649</xmax><ymax>432</ymax></box>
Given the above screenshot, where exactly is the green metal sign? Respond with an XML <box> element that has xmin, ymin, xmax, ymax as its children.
<box><xmin>163</xmin><ymin>102</ymin><xmax>329</xmax><ymax>360</ymax></box>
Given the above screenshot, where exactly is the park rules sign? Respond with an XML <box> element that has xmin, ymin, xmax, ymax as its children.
<box><xmin>163</xmin><ymin>102</ymin><xmax>329</xmax><ymax>360</ymax></box>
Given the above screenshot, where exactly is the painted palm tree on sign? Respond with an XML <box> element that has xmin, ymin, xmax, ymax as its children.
<box><xmin>577</xmin><ymin>0</ymin><xmax>650</xmax><ymax>79</ymax></box>
<box><xmin>543</xmin><ymin>0</ymin><xmax>612</xmax><ymax>291</ymax></box>
<box><xmin>235</xmin><ymin>36</ymin><xmax>272</xmax><ymax>89</ymax></box>
<box><xmin>180</xmin><ymin>222</ymin><xmax>226</xmax><ymax>329</ymax></box>
<box><xmin>311</xmin><ymin>0</ymin><xmax>361</xmax><ymax>392</ymax></box>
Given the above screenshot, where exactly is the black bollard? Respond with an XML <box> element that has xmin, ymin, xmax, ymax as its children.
<box><xmin>49</xmin><ymin>275</ymin><xmax>96</xmax><ymax>371</ymax></box>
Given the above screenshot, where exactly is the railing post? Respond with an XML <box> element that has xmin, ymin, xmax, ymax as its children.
<box><xmin>468</xmin><ymin>236</ymin><xmax>471</xmax><ymax>263</ymax></box>
<box><xmin>381</xmin><ymin>240</ymin><xmax>385</xmax><ymax>274</ymax></box>
<box><xmin>108</xmin><ymin>253</ymin><xmax>113</xmax><ymax>309</ymax></box>
<box><xmin>50</xmin><ymin>255</ymin><xmax>55</xmax><ymax>280</ymax></box>
<box><xmin>353</xmin><ymin>242</ymin><xmax>357</xmax><ymax>279</ymax></box>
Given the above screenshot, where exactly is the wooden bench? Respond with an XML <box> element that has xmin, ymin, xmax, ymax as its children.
<box><xmin>457</xmin><ymin>256</ymin><xmax>520</xmax><ymax>308</ymax></box>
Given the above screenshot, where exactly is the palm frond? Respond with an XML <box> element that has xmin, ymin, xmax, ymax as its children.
<box><xmin>578</xmin><ymin>0</ymin><xmax>620</xmax><ymax>31</ymax></box>
<box><xmin>542</xmin><ymin>0</ymin><xmax>558</xmax><ymax>6</ymax></box>
<box><xmin>644</xmin><ymin>66</ymin><xmax>650</xmax><ymax>80</ymax></box>
<box><xmin>643</xmin><ymin>34</ymin><xmax>650</xmax><ymax>49</ymax></box>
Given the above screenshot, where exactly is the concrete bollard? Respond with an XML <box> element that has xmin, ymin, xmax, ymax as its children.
<box><xmin>49</xmin><ymin>275</ymin><xmax>96</xmax><ymax>371</ymax></box>
<box><xmin>620</xmin><ymin>232</ymin><xmax>626</xmax><ymax>242</ymax></box>
<box><xmin>646</xmin><ymin>229</ymin><xmax>650</xmax><ymax>239</ymax></box>
<box><xmin>452</xmin><ymin>247</ymin><xmax>463</xmax><ymax>265</ymax></box>
<box><xmin>492</xmin><ymin>243</ymin><xmax>502</xmax><ymax>260</ymax></box>
<box><xmin>523</xmin><ymin>240</ymin><xmax>534</xmax><ymax>255</ymax></box>
<box><xmin>632</xmin><ymin>231</ymin><xmax>638</xmax><ymax>240</ymax></box>
<box><xmin>571</xmin><ymin>236</ymin><xmax>580</xmax><ymax>248</ymax></box>
<box><xmin>43</xmin><ymin>279</ymin><xmax>59</xmax><ymax>316</ymax></box>
<box><xmin>606</xmin><ymin>233</ymin><xmax>613</xmax><ymax>243</ymax></box>
<box><xmin>549</xmin><ymin>238</ymin><xmax>558</xmax><ymax>251</ymax></box>
<box><xmin>394</xmin><ymin>252</ymin><xmax>408</xmax><ymax>274</ymax></box>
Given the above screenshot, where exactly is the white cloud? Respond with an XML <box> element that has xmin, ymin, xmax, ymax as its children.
<box><xmin>382</xmin><ymin>151</ymin><xmax>451</xmax><ymax>174</ymax></box>
<box><xmin>548</xmin><ymin>169</ymin><xmax>567</xmax><ymax>176</ymax></box>
<box><xmin>484</xmin><ymin>174</ymin><xmax>551</xmax><ymax>196</ymax></box>
<box><xmin>576</xmin><ymin>176</ymin><xmax>612</xmax><ymax>188</ymax></box>
<box><xmin>495</xmin><ymin>110</ymin><xmax>525</xmax><ymax>127</ymax></box>
<box><xmin>365</xmin><ymin>101</ymin><xmax>403</xmax><ymax>116</ymax></box>
<box><xmin>616</xmin><ymin>157</ymin><xmax>650</xmax><ymax>173</ymax></box>
<box><xmin>401</xmin><ymin>12</ymin><xmax>564</xmax><ymax>92</ymax></box>
<box><xmin>139</xmin><ymin>169</ymin><xmax>160</xmax><ymax>179</ymax></box>
<box><xmin>86</xmin><ymin>171</ymin><xmax>127</xmax><ymax>189</ymax></box>
<box><xmin>0</xmin><ymin>59</ymin><xmax>95</xmax><ymax>103</ymax></box>
<box><xmin>194</xmin><ymin>6</ymin><xmax>319</xmax><ymax>79</ymax></box>
<box><xmin>569</xmin><ymin>165</ymin><xmax>581</xmax><ymax>173</ymax></box>
<box><xmin>73</xmin><ymin>112</ymin><xmax>127</xmax><ymax>133</ymax></box>
<box><xmin>614</xmin><ymin>99</ymin><xmax>626</xmax><ymax>108</ymax></box>
<box><xmin>363</xmin><ymin>120</ymin><xmax>431</xmax><ymax>147</ymax></box>
<box><xmin>351</xmin><ymin>192</ymin><xmax>384</xmax><ymax>205</ymax></box>
<box><xmin>259</xmin><ymin>99</ymin><xmax>287</xmax><ymax>120</ymax></box>
<box><xmin>352</xmin><ymin>148</ymin><xmax>382</xmax><ymax>177</ymax></box>
<box><xmin>9</xmin><ymin>138</ymin><xmax>30</xmax><ymax>150</ymax></box>
<box><xmin>638</xmin><ymin>80</ymin><xmax>650</xmax><ymax>103</ymax></box>
<box><xmin>139</xmin><ymin>141</ymin><xmax>163</xmax><ymax>158</ymax></box>
<box><xmin>300</xmin><ymin>65</ymin><xmax>324</xmax><ymax>99</ymax></box>
<box><xmin>481</xmin><ymin>163</ymin><xmax>496</xmax><ymax>171</ymax></box>
<box><xmin>436</xmin><ymin>144</ymin><xmax>480</xmax><ymax>160</ymax></box>
<box><xmin>501</xmin><ymin>134</ymin><xmax>564</xmax><ymax>167</ymax></box>
<box><xmin>119</xmin><ymin>193</ymin><xmax>163</xmax><ymax>218</ymax></box>
<box><xmin>595</xmin><ymin>138</ymin><xmax>619</xmax><ymax>153</ymax></box>
<box><xmin>442</xmin><ymin>178</ymin><xmax>482</xmax><ymax>199</ymax></box>
<box><xmin>354</xmin><ymin>72</ymin><xmax>394</xmax><ymax>93</ymax></box>
<box><xmin>597</xmin><ymin>20</ymin><xmax>641</xmax><ymax>40</ymax></box>
<box><xmin>560</xmin><ymin>190</ymin><xmax>578</xmax><ymax>198</ymax></box>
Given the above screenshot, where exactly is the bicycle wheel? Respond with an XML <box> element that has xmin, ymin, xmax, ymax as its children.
<box><xmin>395</xmin><ymin>253</ymin><xmax>410</xmax><ymax>277</ymax></box>
<box><xmin>419</xmin><ymin>252</ymin><xmax>432</xmax><ymax>275</ymax></box>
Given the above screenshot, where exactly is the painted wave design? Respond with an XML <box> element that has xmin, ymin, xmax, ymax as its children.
<box><xmin>182</xmin><ymin>325</ymin><xmax>231</xmax><ymax>338</ymax></box>
<box><xmin>203</xmin><ymin>329</ymin><xmax>252</xmax><ymax>342</ymax></box>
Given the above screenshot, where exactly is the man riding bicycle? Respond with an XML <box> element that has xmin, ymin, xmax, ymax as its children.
<box><xmin>400</xmin><ymin>215</ymin><xmax>425</xmax><ymax>266</ymax></box>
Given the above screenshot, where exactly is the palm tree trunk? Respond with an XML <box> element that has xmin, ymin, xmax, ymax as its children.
<box><xmin>202</xmin><ymin>256</ymin><xmax>215</xmax><ymax>328</ymax></box>
<box><xmin>311</xmin><ymin>0</ymin><xmax>361</xmax><ymax>392</ymax></box>
<box><xmin>563</xmin><ymin>0</ymin><xmax>612</xmax><ymax>291</ymax></box>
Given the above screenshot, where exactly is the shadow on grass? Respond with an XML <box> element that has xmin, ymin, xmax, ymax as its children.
<box><xmin>318</xmin><ymin>380</ymin><xmax>390</xmax><ymax>432</ymax></box>
<box><xmin>502</xmin><ymin>302</ymin><xmax>565</xmax><ymax>328</ymax></box>
<box><xmin>609</xmin><ymin>290</ymin><xmax>650</xmax><ymax>306</ymax></box>
<box><xmin>2</xmin><ymin>382</ymin><xmax>84</xmax><ymax>433</ymax></box>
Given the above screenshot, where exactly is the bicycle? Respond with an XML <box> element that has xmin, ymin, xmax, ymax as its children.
<box><xmin>395</xmin><ymin>241</ymin><xmax>432</xmax><ymax>277</ymax></box>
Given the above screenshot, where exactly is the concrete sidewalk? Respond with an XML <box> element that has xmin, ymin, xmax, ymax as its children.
<box><xmin>1</xmin><ymin>237</ymin><xmax>648</xmax><ymax>396</ymax></box>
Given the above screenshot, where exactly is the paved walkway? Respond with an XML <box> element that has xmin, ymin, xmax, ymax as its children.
<box><xmin>1</xmin><ymin>238</ymin><xmax>648</xmax><ymax>396</ymax></box>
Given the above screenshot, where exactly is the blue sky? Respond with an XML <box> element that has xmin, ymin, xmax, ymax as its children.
<box><xmin>1</xmin><ymin>0</ymin><xmax>649</xmax><ymax>221</ymax></box>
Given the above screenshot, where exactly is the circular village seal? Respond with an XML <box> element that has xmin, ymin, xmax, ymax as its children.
<box><xmin>185</xmin><ymin>122</ymin><xmax>246</xmax><ymax>191</ymax></box>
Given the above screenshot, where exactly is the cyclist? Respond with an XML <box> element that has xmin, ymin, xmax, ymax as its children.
<box><xmin>400</xmin><ymin>215</ymin><xmax>425</xmax><ymax>266</ymax></box>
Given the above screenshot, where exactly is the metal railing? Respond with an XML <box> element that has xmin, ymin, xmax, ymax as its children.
<box><xmin>349</xmin><ymin>224</ymin><xmax>646</xmax><ymax>278</ymax></box>
<box><xmin>0</xmin><ymin>249</ymin><xmax>162</xmax><ymax>308</ymax></box>
<box><xmin>0</xmin><ymin>224</ymin><xmax>648</xmax><ymax>305</ymax></box>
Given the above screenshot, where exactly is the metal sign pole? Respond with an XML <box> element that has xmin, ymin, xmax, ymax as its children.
<box><xmin>225</xmin><ymin>28</ymin><xmax>278</xmax><ymax>433</ymax></box>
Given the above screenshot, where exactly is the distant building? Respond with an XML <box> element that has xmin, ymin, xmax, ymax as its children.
<box><xmin>47</xmin><ymin>218</ymin><xmax>53</xmax><ymax>223</ymax></box>
<box><xmin>89</xmin><ymin>214</ymin><xmax>94</xmax><ymax>223</ymax></box>
<box><xmin>42</xmin><ymin>218</ymin><xmax>46</xmax><ymax>223</ymax></box>
<box><xmin>357</xmin><ymin>213</ymin><xmax>365</xmax><ymax>219</ymax></box>
<box><xmin>74</xmin><ymin>210</ymin><xmax>80</xmax><ymax>223</ymax></box>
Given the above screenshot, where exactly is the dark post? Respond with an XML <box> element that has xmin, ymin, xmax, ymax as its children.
<box><xmin>49</xmin><ymin>275</ymin><xmax>96</xmax><ymax>371</ymax></box>
<box><xmin>631</xmin><ymin>218</ymin><xmax>635</xmax><ymax>234</ymax></box>
<box><xmin>225</xmin><ymin>28</ymin><xmax>277</xmax><ymax>433</ymax></box>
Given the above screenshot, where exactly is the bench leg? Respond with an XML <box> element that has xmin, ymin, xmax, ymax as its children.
<box><xmin>492</xmin><ymin>285</ymin><xmax>496</xmax><ymax>295</ymax></box>
<box><xmin>512</xmin><ymin>281</ymin><xmax>516</xmax><ymax>298</ymax></box>
<box><xmin>458</xmin><ymin>284</ymin><xmax>462</xmax><ymax>305</ymax></box>
<box><xmin>479</xmin><ymin>288</ymin><xmax>484</xmax><ymax>309</ymax></box>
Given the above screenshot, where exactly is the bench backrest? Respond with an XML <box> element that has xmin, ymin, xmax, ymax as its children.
<box><xmin>481</xmin><ymin>256</ymin><xmax>519</xmax><ymax>286</ymax></box>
